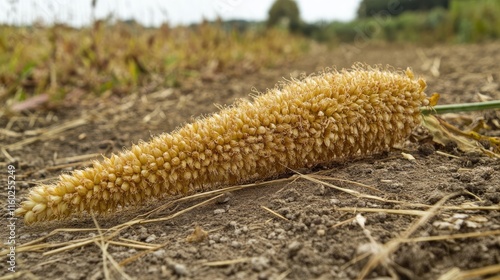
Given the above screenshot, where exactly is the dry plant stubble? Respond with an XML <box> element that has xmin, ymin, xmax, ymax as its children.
<box><xmin>16</xmin><ymin>66</ymin><xmax>428</xmax><ymax>224</ymax></box>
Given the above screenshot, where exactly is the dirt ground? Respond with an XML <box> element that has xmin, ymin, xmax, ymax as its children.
<box><xmin>1</xmin><ymin>42</ymin><xmax>500</xmax><ymax>280</ymax></box>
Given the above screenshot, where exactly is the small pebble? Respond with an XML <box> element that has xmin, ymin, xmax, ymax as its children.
<box><xmin>214</xmin><ymin>209</ymin><xmax>226</xmax><ymax>214</ymax></box>
<box><xmin>172</xmin><ymin>263</ymin><xmax>188</xmax><ymax>276</ymax></box>
<box><xmin>330</xmin><ymin>198</ymin><xmax>340</xmax><ymax>205</ymax></box>
<box><xmin>229</xmin><ymin>221</ymin><xmax>238</xmax><ymax>227</ymax></box>
<box><xmin>152</xmin><ymin>249</ymin><xmax>166</xmax><ymax>258</ymax></box>
<box><xmin>210</xmin><ymin>233</ymin><xmax>221</xmax><ymax>242</ymax></box>
<box><xmin>377</xmin><ymin>212</ymin><xmax>387</xmax><ymax>221</ymax></box>
<box><xmin>317</xmin><ymin>185</ymin><xmax>326</xmax><ymax>195</ymax></box>
<box><xmin>148</xmin><ymin>266</ymin><xmax>159</xmax><ymax>273</ymax></box>
<box><xmin>66</xmin><ymin>272</ymin><xmax>80</xmax><ymax>280</ymax></box>
<box><xmin>288</xmin><ymin>241</ymin><xmax>303</xmax><ymax>256</ymax></box>
<box><xmin>19</xmin><ymin>234</ymin><xmax>31</xmax><ymax>240</ymax></box>
<box><xmin>128</xmin><ymin>249</ymin><xmax>137</xmax><ymax>254</ymax></box>
<box><xmin>145</xmin><ymin>234</ymin><xmax>157</xmax><ymax>243</ymax></box>
<box><xmin>139</xmin><ymin>226</ymin><xmax>149</xmax><ymax>240</ymax></box>
<box><xmin>231</xmin><ymin>241</ymin><xmax>241</xmax><ymax>248</ymax></box>
<box><xmin>247</xmin><ymin>239</ymin><xmax>258</xmax><ymax>245</ymax></box>
<box><xmin>435</xmin><ymin>165</ymin><xmax>448</xmax><ymax>173</ymax></box>
<box><xmin>251</xmin><ymin>256</ymin><xmax>270</xmax><ymax>272</ymax></box>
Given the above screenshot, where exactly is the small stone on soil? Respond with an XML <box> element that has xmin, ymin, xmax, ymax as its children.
<box><xmin>214</xmin><ymin>208</ymin><xmax>226</xmax><ymax>214</ymax></box>
<box><xmin>145</xmin><ymin>234</ymin><xmax>157</xmax><ymax>243</ymax></box>
<box><xmin>172</xmin><ymin>263</ymin><xmax>188</xmax><ymax>276</ymax></box>
<box><xmin>251</xmin><ymin>256</ymin><xmax>270</xmax><ymax>272</ymax></box>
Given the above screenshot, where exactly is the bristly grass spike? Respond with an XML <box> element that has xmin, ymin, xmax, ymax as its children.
<box><xmin>16</xmin><ymin>64</ymin><xmax>428</xmax><ymax>224</ymax></box>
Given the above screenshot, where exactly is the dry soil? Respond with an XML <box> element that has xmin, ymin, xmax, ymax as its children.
<box><xmin>1</xmin><ymin>42</ymin><xmax>500</xmax><ymax>280</ymax></box>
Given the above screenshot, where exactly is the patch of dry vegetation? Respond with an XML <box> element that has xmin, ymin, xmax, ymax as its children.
<box><xmin>0</xmin><ymin>20</ymin><xmax>308</xmax><ymax>105</ymax></box>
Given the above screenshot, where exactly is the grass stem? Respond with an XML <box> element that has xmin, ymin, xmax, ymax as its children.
<box><xmin>421</xmin><ymin>100</ymin><xmax>500</xmax><ymax>115</ymax></box>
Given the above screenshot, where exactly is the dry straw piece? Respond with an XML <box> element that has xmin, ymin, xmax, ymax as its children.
<box><xmin>16</xmin><ymin>65</ymin><xmax>428</xmax><ymax>224</ymax></box>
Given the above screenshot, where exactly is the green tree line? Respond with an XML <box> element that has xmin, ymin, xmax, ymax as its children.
<box><xmin>357</xmin><ymin>0</ymin><xmax>449</xmax><ymax>18</ymax></box>
<box><xmin>266</xmin><ymin>0</ymin><xmax>500</xmax><ymax>44</ymax></box>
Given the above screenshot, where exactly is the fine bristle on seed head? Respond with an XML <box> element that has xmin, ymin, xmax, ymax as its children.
<box><xmin>15</xmin><ymin>65</ymin><xmax>427</xmax><ymax>224</ymax></box>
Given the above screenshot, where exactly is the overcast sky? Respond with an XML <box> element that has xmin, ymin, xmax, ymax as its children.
<box><xmin>0</xmin><ymin>0</ymin><xmax>362</xmax><ymax>27</ymax></box>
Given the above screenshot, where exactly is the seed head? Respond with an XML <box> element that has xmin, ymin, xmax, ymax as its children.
<box><xmin>16</xmin><ymin>65</ymin><xmax>427</xmax><ymax>224</ymax></box>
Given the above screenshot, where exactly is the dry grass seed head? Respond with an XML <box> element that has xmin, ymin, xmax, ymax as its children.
<box><xmin>16</xmin><ymin>65</ymin><xmax>427</xmax><ymax>224</ymax></box>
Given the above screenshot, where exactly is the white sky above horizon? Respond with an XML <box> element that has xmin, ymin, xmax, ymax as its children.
<box><xmin>0</xmin><ymin>0</ymin><xmax>362</xmax><ymax>27</ymax></box>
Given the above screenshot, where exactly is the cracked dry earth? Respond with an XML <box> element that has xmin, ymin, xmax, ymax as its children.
<box><xmin>1</xmin><ymin>42</ymin><xmax>500</xmax><ymax>280</ymax></box>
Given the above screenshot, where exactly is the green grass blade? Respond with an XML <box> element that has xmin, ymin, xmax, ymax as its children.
<box><xmin>421</xmin><ymin>100</ymin><xmax>500</xmax><ymax>115</ymax></box>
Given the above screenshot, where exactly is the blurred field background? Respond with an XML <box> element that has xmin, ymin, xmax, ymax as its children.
<box><xmin>305</xmin><ymin>0</ymin><xmax>500</xmax><ymax>44</ymax></box>
<box><xmin>1</xmin><ymin>0</ymin><xmax>499</xmax><ymax>109</ymax></box>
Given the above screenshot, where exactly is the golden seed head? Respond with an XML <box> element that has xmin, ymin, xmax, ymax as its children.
<box><xmin>31</xmin><ymin>203</ymin><xmax>46</xmax><ymax>214</ymax></box>
<box><xmin>17</xmin><ymin>65</ymin><xmax>426</xmax><ymax>224</ymax></box>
